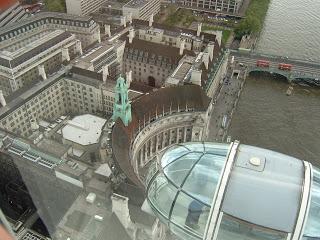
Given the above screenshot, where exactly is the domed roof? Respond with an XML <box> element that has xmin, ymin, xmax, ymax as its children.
<box><xmin>146</xmin><ymin>142</ymin><xmax>230</xmax><ymax>239</ymax></box>
<box><xmin>146</xmin><ymin>141</ymin><xmax>320</xmax><ymax>240</ymax></box>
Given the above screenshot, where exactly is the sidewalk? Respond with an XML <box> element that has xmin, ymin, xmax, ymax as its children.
<box><xmin>206</xmin><ymin>62</ymin><xmax>246</xmax><ymax>142</ymax></box>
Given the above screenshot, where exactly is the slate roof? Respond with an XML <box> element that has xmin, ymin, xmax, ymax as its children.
<box><xmin>112</xmin><ymin>85</ymin><xmax>211</xmax><ymax>186</ymax></box>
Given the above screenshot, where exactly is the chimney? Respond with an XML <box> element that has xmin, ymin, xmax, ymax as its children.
<box><xmin>203</xmin><ymin>52</ymin><xmax>209</xmax><ymax>69</ymax></box>
<box><xmin>179</xmin><ymin>39</ymin><xmax>185</xmax><ymax>55</ymax></box>
<box><xmin>128</xmin><ymin>28</ymin><xmax>135</xmax><ymax>44</ymax></box>
<box><xmin>149</xmin><ymin>14</ymin><xmax>154</xmax><ymax>27</ymax></box>
<box><xmin>62</xmin><ymin>47</ymin><xmax>70</xmax><ymax>62</ymax></box>
<box><xmin>0</xmin><ymin>90</ymin><xmax>6</xmax><ymax>107</ymax></box>
<box><xmin>126</xmin><ymin>70</ymin><xmax>132</xmax><ymax>87</ymax></box>
<box><xmin>207</xmin><ymin>42</ymin><xmax>214</xmax><ymax>61</ymax></box>
<box><xmin>38</xmin><ymin>65</ymin><xmax>47</xmax><ymax>80</ymax></box>
<box><xmin>105</xmin><ymin>24</ymin><xmax>111</xmax><ymax>37</ymax></box>
<box><xmin>197</xmin><ymin>22</ymin><xmax>202</xmax><ymax>37</ymax></box>
<box><xmin>190</xmin><ymin>69</ymin><xmax>202</xmax><ymax>86</ymax></box>
<box><xmin>103</xmin><ymin>65</ymin><xmax>109</xmax><ymax>83</ymax></box>
<box><xmin>121</xmin><ymin>16</ymin><xmax>126</xmax><ymax>27</ymax></box>
<box><xmin>111</xmin><ymin>193</ymin><xmax>132</xmax><ymax>229</ymax></box>
<box><xmin>97</xmin><ymin>29</ymin><xmax>101</xmax><ymax>43</ymax></box>
<box><xmin>76</xmin><ymin>40</ymin><xmax>83</xmax><ymax>55</ymax></box>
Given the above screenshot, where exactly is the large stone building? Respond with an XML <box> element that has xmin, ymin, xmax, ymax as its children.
<box><xmin>173</xmin><ymin>0</ymin><xmax>244</xmax><ymax>14</ymax></box>
<box><xmin>0</xmin><ymin>12</ymin><xmax>101</xmax><ymax>96</ymax></box>
<box><xmin>122</xmin><ymin>0</ymin><xmax>161</xmax><ymax>21</ymax></box>
<box><xmin>120</xmin><ymin>19</ymin><xmax>226</xmax><ymax>90</ymax></box>
<box><xmin>66</xmin><ymin>0</ymin><xmax>107</xmax><ymax>16</ymax></box>
<box><xmin>0</xmin><ymin>67</ymin><xmax>149</xmax><ymax>138</ymax></box>
<box><xmin>112</xmin><ymin>83</ymin><xmax>213</xmax><ymax>186</ymax></box>
<box><xmin>0</xmin><ymin>11</ymin><xmax>231</xmax><ymax>240</ymax></box>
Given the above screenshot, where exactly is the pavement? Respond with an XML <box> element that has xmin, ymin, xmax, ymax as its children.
<box><xmin>206</xmin><ymin>59</ymin><xmax>247</xmax><ymax>142</ymax></box>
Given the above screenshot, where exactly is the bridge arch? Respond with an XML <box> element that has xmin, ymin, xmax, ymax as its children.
<box><xmin>248</xmin><ymin>69</ymin><xmax>289</xmax><ymax>82</ymax></box>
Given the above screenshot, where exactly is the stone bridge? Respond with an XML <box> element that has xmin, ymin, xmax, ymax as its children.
<box><xmin>230</xmin><ymin>50</ymin><xmax>320</xmax><ymax>85</ymax></box>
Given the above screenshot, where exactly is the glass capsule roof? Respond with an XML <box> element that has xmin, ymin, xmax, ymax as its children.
<box><xmin>303</xmin><ymin>167</ymin><xmax>320</xmax><ymax>239</ymax></box>
<box><xmin>146</xmin><ymin>142</ymin><xmax>320</xmax><ymax>240</ymax></box>
<box><xmin>147</xmin><ymin>142</ymin><xmax>230</xmax><ymax>239</ymax></box>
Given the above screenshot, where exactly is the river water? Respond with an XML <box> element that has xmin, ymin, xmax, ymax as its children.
<box><xmin>229</xmin><ymin>0</ymin><xmax>320</xmax><ymax>165</ymax></box>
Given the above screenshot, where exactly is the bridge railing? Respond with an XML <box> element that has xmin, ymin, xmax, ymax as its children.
<box><xmin>230</xmin><ymin>49</ymin><xmax>320</xmax><ymax>67</ymax></box>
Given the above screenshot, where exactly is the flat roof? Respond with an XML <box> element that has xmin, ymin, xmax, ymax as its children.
<box><xmin>0</xmin><ymin>11</ymin><xmax>94</xmax><ymax>38</ymax></box>
<box><xmin>62</xmin><ymin>114</ymin><xmax>107</xmax><ymax>146</ymax></box>
<box><xmin>222</xmin><ymin>144</ymin><xmax>304</xmax><ymax>232</ymax></box>
<box><xmin>79</xmin><ymin>42</ymin><xmax>115</xmax><ymax>63</ymax></box>
<box><xmin>124</xmin><ymin>0</ymin><xmax>148</xmax><ymax>9</ymax></box>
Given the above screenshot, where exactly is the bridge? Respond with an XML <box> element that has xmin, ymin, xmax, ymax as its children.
<box><xmin>230</xmin><ymin>50</ymin><xmax>320</xmax><ymax>85</ymax></box>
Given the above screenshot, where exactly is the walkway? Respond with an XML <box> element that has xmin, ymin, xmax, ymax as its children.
<box><xmin>206</xmin><ymin>60</ymin><xmax>246</xmax><ymax>142</ymax></box>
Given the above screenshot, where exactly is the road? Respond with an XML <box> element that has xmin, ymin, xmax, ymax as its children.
<box><xmin>206</xmin><ymin>59</ymin><xmax>246</xmax><ymax>142</ymax></box>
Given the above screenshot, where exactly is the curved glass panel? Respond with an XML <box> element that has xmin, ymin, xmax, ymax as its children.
<box><xmin>204</xmin><ymin>142</ymin><xmax>230</xmax><ymax>156</ymax></box>
<box><xmin>217</xmin><ymin>214</ymin><xmax>287</xmax><ymax>240</ymax></box>
<box><xmin>303</xmin><ymin>167</ymin><xmax>320</xmax><ymax>239</ymax></box>
<box><xmin>183</xmin><ymin>142</ymin><xmax>205</xmax><ymax>153</ymax></box>
<box><xmin>147</xmin><ymin>142</ymin><xmax>231</xmax><ymax>240</ymax></box>
<box><xmin>161</xmin><ymin>145</ymin><xmax>190</xmax><ymax>168</ymax></box>
<box><xmin>182</xmin><ymin>153</ymin><xmax>226</xmax><ymax>205</ymax></box>
<box><xmin>163</xmin><ymin>152</ymin><xmax>203</xmax><ymax>187</ymax></box>
<box><xmin>147</xmin><ymin>173</ymin><xmax>178</xmax><ymax>218</ymax></box>
<box><xmin>171</xmin><ymin>192</ymin><xmax>211</xmax><ymax>238</ymax></box>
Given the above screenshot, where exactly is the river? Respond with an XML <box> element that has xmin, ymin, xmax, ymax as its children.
<box><xmin>229</xmin><ymin>0</ymin><xmax>320</xmax><ymax>166</ymax></box>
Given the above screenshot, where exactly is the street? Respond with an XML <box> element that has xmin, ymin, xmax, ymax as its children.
<box><xmin>206</xmin><ymin>59</ymin><xmax>246</xmax><ymax>142</ymax></box>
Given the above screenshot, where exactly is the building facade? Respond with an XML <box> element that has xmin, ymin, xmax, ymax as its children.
<box><xmin>0</xmin><ymin>67</ymin><xmax>146</xmax><ymax>138</ymax></box>
<box><xmin>0</xmin><ymin>30</ymin><xmax>80</xmax><ymax>96</ymax></box>
<box><xmin>66</xmin><ymin>0</ymin><xmax>106</xmax><ymax>16</ymax></box>
<box><xmin>123</xmin><ymin>0</ymin><xmax>161</xmax><ymax>21</ymax></box>
<box><xmin>120</xmin><ymin>20</ymin><xmax>223</xmax><ymax>89</ymax></box>
<box><xmin>174</xmin><ymin>0</ymin><xmax>244</xmax><ymax>14</ymax></box>
<box><xmin>0</xmin><ymin>12</ymin><xmax>101</xmax><ymax>96</ymax></box>
<box><xmin>112</xmin><ymin>84</ymin><xmax>212</xmax><ymax>186</ymax></box>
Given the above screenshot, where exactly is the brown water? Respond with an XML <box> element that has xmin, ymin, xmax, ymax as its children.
<box><xmin>229</xmin><ymin>73</ymin><xmax>320</xmax><ymax>165</ymax></box>
<box><xmin>229</xmin><ymin>0</ymin><xmax>320</xmax><ymax>165</ymax></box>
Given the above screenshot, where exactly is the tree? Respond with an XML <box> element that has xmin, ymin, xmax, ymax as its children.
<box><xmin>44</xmin><ymin>0</ymin><xmax>65</xmax><ymax>12</ymax></box>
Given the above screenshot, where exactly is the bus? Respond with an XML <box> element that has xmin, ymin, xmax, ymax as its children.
<box><xmin>278</xmin><ymin>63</ymin><xmax>293</xmax><ymax>71</ymax></box>
<box><xmin>256</xmin><ymin>60</ymin><xmax>270</xmax><ymax>68</ymax></box>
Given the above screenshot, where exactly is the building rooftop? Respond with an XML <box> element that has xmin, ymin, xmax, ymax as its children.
<box><xmin>132</xmin><ymin>19</ymin><xmax>217</xmax><ymax>44</ymax></box>
<box><xmin>76</xmin><ymin>41</ymin><xmax>116</xmax><ymax>65</ymax></box>
<box><xmin>0</xmin><ymin>11</ymin><xmax>93</xmax><ymax>35</ymax></box>
<box><xmin>120</xmin><ymin>34</ymin><xmax>196</xmax><ymax>65</ymax></box>
<box><xmin>112</xmin><ymin>85</ymin><xmax>211</xmax><ymax>186</ymax></box>
<box><xmin>102</xmin><ymin>1</ymin><xmax>128</xmax><ymax>10</ymax></box>
<box><xmin>124</xmin><ymin>0</ymin><xmax>148</xmax><ymax>8</ymax></box>
<box><xmin>0</xmin><ymin>30</ymin><xmax>73</xmax><ymax>67</ymax></box>
<box><xmin>62</xmin><ymin>114</ymin><xmax>107</xmax><ymax>146</ymax></box>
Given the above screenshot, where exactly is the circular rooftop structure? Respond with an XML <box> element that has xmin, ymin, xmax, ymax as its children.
<box><xmin>146</xmin><ymin>142</ymin><xmax>320</xmax><ymax>240</ymax></box>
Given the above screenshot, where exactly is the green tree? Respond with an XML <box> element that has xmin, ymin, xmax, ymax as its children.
<box><xmin>235</xmin><ymin>0</ymin><xmax>270</xmax><ymax>39</ymax></box>
<box><xmin>45</xmin><ymin>0</ymin><xmax>66</xmax><ymax>12</ymax></box>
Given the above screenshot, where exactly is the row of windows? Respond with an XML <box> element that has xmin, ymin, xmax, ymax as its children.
<box><xmin>0</xmin><ymin>18</ymin><xmax>93</xmax><ymax>41</ymax></box>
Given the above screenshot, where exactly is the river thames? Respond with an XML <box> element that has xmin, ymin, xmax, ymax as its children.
<box><xmin>229</xmin><ymin>0</ymin><xmax>320</xmax><ymax>165</ymax></box>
